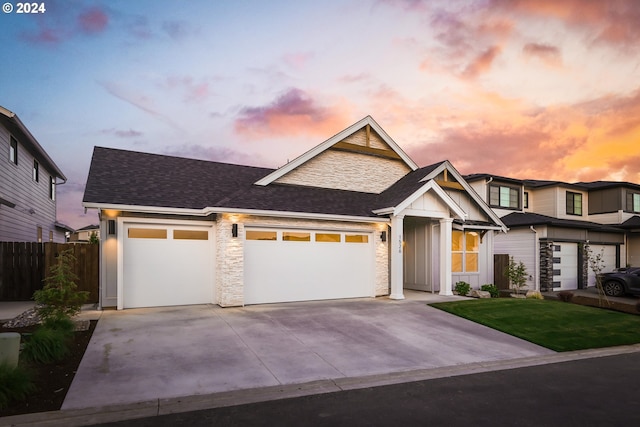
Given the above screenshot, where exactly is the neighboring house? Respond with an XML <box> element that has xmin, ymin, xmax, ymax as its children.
<box><xmin>466</xmin><ymin>175</ymin><xmax>627</xmax><ymax>292</ymax></box>
<box><xmin>0</xmin><ymin>106</ymin><xmax>69</xmax><ymax>243</ymax></box>
<box><xmin>69</xmin><ymin>224</ymin><xmax>100</xmax><ymax>242</ymax></box>
<box><xmin>83</xmin><ymin>116</ymin><xmax>506</xmax><ymax>309</ymax></box>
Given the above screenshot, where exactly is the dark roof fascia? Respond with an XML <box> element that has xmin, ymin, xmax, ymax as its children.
<box><xmin>0</xmin><ymin>107</ymin><xmax>66</xmax><ymax>181</ymax></box>
<box><xmin>523</xmin><ymin>180</ymin><xmax>588</xmax><ymax>191</ymax></box>
<box><xmin>577</xmin><ymin>181</ymin><xmax>640</xmax><ymax>192</ymax></box>
<box><xmin>501</xmin><ymin>212</ymin><xmax>624</xmax><ymax>233</ymax></box>
<box><xmin>464</xmin><ymin>173</ymin><xmax>524</xmax><ymax>186</ymax></box>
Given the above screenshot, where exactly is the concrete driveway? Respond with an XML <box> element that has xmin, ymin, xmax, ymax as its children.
<box><xmin>62</xmin><ymin>293</ymin><xmax>554</xmax><ymax>410</ymax></box>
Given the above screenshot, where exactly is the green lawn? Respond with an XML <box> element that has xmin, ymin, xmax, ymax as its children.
<box><xmin>430</xmin><ymin>298</ymin><xmax>640</xmax><ymax>352</ymax></box>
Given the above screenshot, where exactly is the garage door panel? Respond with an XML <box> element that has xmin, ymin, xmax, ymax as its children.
<box><xmin>588</xmin><ymin>244</ymin><xmax>617</xmax><ymax>287</ymax></box>
<box><xmin>123</xmin><ymin>224</ymin><xmax>214</xmax><ymax>309</ymax></box>
<box><xmin>244</xmin><ymin>229</ymin><xmax>373</xmax><ymax>305</ymax></box>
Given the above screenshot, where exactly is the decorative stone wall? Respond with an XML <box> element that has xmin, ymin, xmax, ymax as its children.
<box><xmin>539</xmin><ymin>241</ymin><xmax>554</xmax><ymax>291</ymax></box>
<box><xmin>275</xmin><ymin>150</ymin><xmax>410</xmax><ymax>193</ymax></box>
<box><xmin>215</xmin><ymin>213</ymin><xmax>389</xmax><ymax>307</ymax></box>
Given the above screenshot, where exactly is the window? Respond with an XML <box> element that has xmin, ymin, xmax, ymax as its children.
<box><xmin>127</xmin><ymin>228</ymin><xmax>167</xmax><ymax>239</ymax></box>
<box><xmin>283</xmin><ymin>231</ymin><xmax>310</xmax><ymax>242</ymax></box>
<box><xmin>33</xmin><ymin>160</ymin><xmax>39</xmax><ymax>182</ymax></box>
<box><xmin>173</xmin><ymin>230</ymin><xmax>208</xmax><ymax>240</ymax></box>
<box><xmin>489</xmin><ymin>185</ymin><xmax>519</xmax><ymax>209</ymax></box>
<box><xmin>9</xmin><ymin>136</ymin><xmax>17</xmax><ymax>164</ymax></box>
<box><xmin>566</xmin><ymin>191</ymin><xmax>582</xmax><ymax>215</ymax></box>
<box><xmin>345</xmin><ymin>234</ymin><xmax>368</xmax><ymax>243</ymax></box>
<box><xmin>246</xmin><ymin>230</ymin><xmax>277</xmax><ymax>241</ymax></box>
<box><xmin>316</xmin><ymin>233</ymin><xmax>341</xmax><ymax>242</ymax></box>
<box><xmin>523</xmin><ymin>192</ymin><xmax>529</xmax><ymax>209</ymax></box>
<box><xmin>49</xmin><ymin>176</ymin><xmax>56</xmax><ymax>200</ymax></box>
<box><xmin>452</xmin><ymin>230</ymin><xmax>479</xmax><ymax>272</ymax></box>
<box><xmin>627</xmin><ymin>193</ymin><xmax>640</xmax><ymax>213</ymax></box>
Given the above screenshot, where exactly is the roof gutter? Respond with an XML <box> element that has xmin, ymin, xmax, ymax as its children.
<box><xmin>83</xmin><ymin>202</ymin><xmax>389</xmax><ymax>224</ymax></box>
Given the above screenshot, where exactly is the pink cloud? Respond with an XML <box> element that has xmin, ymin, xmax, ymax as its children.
<box><xmin>20</xmin><ymin>26</ymin><xmax>64</xmax><ymax>45</ymax></box>
<box><xmin>282</xmin><ymin>52</ymin><xmax>314</xmax><ymax>70</ymax></box>
<box><xmin>100</xmin><ymin>128</ymin><xmax>143</xmax><ymax>138</ymax></box>
<box><xmin>522</xmin><ymin>43</ymin><xmax>562</xmax><ymax>66</ymax></box>
<box><xmin>234</xmin><ymin>88</ymin><xmax>350</xmax><ymax>139</ymax></box>
<box><xmin>162</xmin><ymin>76</ymin><xmax>211</xmax><ymax>103</ymax></box>
<box><xmin>462</xmin><ymin>45</ymin><xmax>502</xmax><ymax>78</ymax></box>
<box><xmin>338</xmin><ymin>73</ymin><xmax>371</xmax><ymax>83</ymax></box>
<box><xmin>78</xmin><ymin>7</ymin><xmax>109</xmax><ymax>34</ymax></box>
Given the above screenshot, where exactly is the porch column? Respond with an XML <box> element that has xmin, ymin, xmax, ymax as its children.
<box><xmin>389</xmin><ymin>214</ymin><xmax>405</xmax><ymax>300</ymax></box>
<box><xmin>439</xmin><ymin>218</ymin><xmax>453</xmax><ymax>296</ymax></box>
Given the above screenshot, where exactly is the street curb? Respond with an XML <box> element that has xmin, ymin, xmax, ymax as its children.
<box><xmin>3</xmin><ymin>343</ymin><xmax>640</xmax><ymax>427</ymax></box>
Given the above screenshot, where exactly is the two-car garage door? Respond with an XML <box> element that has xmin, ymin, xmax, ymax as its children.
<box><xmin>123</xmin><ymin>223</ymin><xmax>215</xmax><ymax>309</ymax></box>
<box><xmin>243</xmin><ymin>228</ymin><xmax>375</xmax><ymax>305</ymax></box>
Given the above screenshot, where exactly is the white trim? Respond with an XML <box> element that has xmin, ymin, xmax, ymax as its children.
<box><xmin>254</xmin><ymin>116</ymin><xmax>418</xmax><ymax>186</ymax></box>
<box><xmin>86</xmin><ymin>202</ymin><xmax>388</xmax><ymax>224</ymax></box>
<box><xmin>373</xmin><ymin>179</ymin><xmax>467</xmax><ymax>220</ymax></box>
<box><xmin>420</xmin><ymin>161</ymin><xmax>507</xmax><ymax>233</ymax></box>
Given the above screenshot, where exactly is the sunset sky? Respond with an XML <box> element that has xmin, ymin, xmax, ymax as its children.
<box><xmin>1</xmin><ymin>0</ymin><xmax>639</xmax><ymax>229</ymax></box>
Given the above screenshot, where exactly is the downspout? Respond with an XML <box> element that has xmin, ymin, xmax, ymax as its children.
<box><xmin>530</xmin><ymin>226</ymin><xmax>538</xmax><ymax>291</ymax></box>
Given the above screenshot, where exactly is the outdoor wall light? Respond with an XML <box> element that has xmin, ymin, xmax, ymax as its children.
<box><xmin>381</xmin><ymin>231</ymin><xmax>387</xmax><ymax>242</ymax></box>
<box><xmin>108</xmin><ymin>220</ymin><xmax>116</xmax><ymax>236</ymax></box>
<box><xmin>232</xmin><ymin>223</ymin><xmax>238</xmax><ymax>238</ymax></box>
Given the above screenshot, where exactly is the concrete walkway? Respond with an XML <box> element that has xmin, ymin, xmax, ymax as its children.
<box><xmin>62</xmin><ymin>292</ymin><xmax>553</xmax><ymax>410</ymax></box>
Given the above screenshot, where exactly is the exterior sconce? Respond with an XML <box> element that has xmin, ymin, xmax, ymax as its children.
<box><xmin>232</xmin><ymin>223</ymin><xmax>238</xmax><ymax>238</ymax></box>
<box><xmin>108</xmin><ymin>220</ymin><xmax>116</xmax><ymax>236</ymax></box>
<box><xmin>381</xmin><ymin>231</ymin><xmax>387</xmax><ymax>242</ymax></box>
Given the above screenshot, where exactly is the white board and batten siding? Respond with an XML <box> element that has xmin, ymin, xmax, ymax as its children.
<box><xmin>243</xmin><ymin>227</ymin><xmax>375</xmax><ymax>305</ymax></box>
<box><xmin>494</xmin><ymin>228</ymin><xmax>537</xmax><ymax>289</ymax></box>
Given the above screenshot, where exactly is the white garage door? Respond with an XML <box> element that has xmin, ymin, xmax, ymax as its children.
<box><xmin>123</xmin><ymin>223</ymin><xmax>215</xmax><ymax>308</ymax></box>
<box><xmin>244</xmin><ymin>228</ymin><xmax>374</xmax><ymax>305</ymax></box>
<box><xmin>587</xmin><ymin>244</ymin><xmax>617</xmax><ymax>286</ymax></box>
<box><xmin>552</xmin><ymin>243</ymin><xmax>578</xmax><ymax>290</ymax></box>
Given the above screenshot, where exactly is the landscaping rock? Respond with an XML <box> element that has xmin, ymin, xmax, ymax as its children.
<box><xmin>470</xmin><ymin>290</ymin><xmax>492</xmax><ymax>298</ymax></box>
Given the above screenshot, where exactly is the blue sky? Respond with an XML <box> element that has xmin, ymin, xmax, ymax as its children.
<box><xmin>1</xmin><ymin>0</ymin><xmax>639</xmax><ymax>229</ymax></box>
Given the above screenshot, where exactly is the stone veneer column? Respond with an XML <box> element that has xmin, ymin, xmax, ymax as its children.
<box><xmin>389</xmin><ymin>214</ymin><xmax>405</xmax><ymax>300</ymax></box>
<box><xmin>439</xmin><ymin>218</ymin><xmax>453</xmax><ymax>296</ymax></box>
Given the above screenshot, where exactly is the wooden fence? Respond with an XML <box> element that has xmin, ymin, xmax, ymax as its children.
<box><xmin>0</xmin><ymin>242</ymin><xmax>99</xmax><ymax>303</ymax></box>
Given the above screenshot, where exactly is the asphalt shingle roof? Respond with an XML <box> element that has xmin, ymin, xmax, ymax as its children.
<box><xmin>83</xmin><ymin>147</ymin><xmax>439</xmax><ymax>218</ymax></box>
<box><xmin>501</xmin><ymin>212</ymin><xmax>624</xmax><ymax>233</ymax></box>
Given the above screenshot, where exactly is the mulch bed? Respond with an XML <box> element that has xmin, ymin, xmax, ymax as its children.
<box><xmin>0</xmin><ymin>320</ymin><xmax>97</xmax><ymax>417</ymax></box>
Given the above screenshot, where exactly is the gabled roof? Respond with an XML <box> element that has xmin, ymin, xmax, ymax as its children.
<box><xmin>464</xmin><ymin>173</ymin><xmax>524</xmax><ymax>186</ymax></box>
<box><xmin>522</xmin><ymin>179</ymin><xmax>587</xmax><ymax>190</ymax></box>
<box><xmin>254</xmin><ymin>116</ymin><xmax>418</xmax><ymax>186</ymax></box>
<box><xmin>501</xmin><ymin>212</ymin><xmax>624</xmax><ymax>233</ymax></box>
<box><xmin>0</xmin><ymin>106</ymin><xmax>66</xmax><ymax>180</ymax></box>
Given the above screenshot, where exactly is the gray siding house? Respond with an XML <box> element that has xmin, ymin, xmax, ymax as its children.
<box><xmin>0</xmin><ymin>106</ymin><xmax>69</xmax><ymax>243</ymax></box>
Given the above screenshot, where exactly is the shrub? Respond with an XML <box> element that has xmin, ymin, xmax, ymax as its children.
<box><xmin>454</xmin><ymin>281</ymin><xmax>471</xmax><ymax>296</ymax></box>
<box><xmin>34</xmin><ymin>249</ymin><xmax>88</xmax><ymax>323</ymax></box>
<box><xmin>526</xmin><ymin>291</ymin><xmax>544</xmax><ymax>300</ymax></box>
<box><xmin>480</xmin><ymin>284</ymin><xmax>499</xmax><ymax>298</ymax></box>
<box><xmin>557</xmin><ymin>291</ymin><xmax>574</xmax><ymax>303</ymax></box>
<box><xmin>0</xmin><ymin>363</ymin><xmax>35</xmax><ymax>409</ymax></box>
<box><xmin>42</xmin><ymin>316</ymin><xmax>76</xmax><ymax>338</ymax></box>
<box><xmin>506</xmin><ymin>257</ymin><xmax>528</xmax><ymax>296</ymax></box>
<box><xmin>21</xmin><ymin>327</ymin><xmax>70</xmax><ymax>364</ymax></box>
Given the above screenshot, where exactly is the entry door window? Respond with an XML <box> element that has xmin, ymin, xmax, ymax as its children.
<box><xmin>452</xmin><ymin>230</ymin><xmax>479</xmax><ymax>272</ymax></box>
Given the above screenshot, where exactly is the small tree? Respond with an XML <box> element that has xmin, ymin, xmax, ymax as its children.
<box><xmin>585</xmin><ymin>244</ymin><xmax>609</xmax><ymax>307</ymax></box>
<box><xmin>506</xmin><ymin>256</ymin><xmax>528</xmax><ymax>297</ymax></box>
<box><xmin>34</xmin><ymin>249</ymin><xmax>89</xmax><ymax>323</ymax></box>
<box><xmin>88</xmin><ymin>231</ymin><xmax>99</xmax><ymax>245</ymax></box>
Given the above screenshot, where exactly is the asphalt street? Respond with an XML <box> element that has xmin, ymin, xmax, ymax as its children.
<box><xmin>96</xmin><ymin>351</ymin><xmax>640</xmax><ymax>427</ymax></box>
